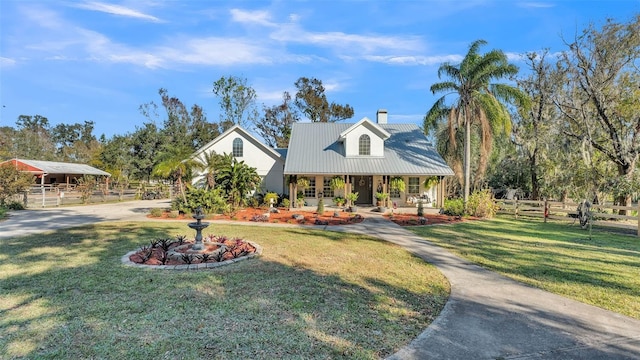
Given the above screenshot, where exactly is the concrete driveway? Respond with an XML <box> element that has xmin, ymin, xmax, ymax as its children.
<box><xmin>0</xmin><ymin>199</ymin><xmax>170</xmax><ymax>239</ymax></box>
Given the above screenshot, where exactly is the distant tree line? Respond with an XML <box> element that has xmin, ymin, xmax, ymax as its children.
<box><xmin>0</xmin><ymin>76</ymin><xmax>353</xmax><ymax>194</ymax></box>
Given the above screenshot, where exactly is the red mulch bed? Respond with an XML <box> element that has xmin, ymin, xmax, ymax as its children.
<box><xmin>385</xmin><ymin>213</ymin><xmax>470</xmax><ymax>226</ymax></box>
<box><xmin>129</xmin><ymin>237</ymin><xmax>256</xmax><ymax>266</ymax></box>
<box><xmin>149</xmin><ymin>207</ymin><xmax>364</xmax><ymax>226</ymax></box>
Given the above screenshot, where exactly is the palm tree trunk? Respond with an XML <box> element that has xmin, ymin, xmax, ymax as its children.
<box><xmin>464</xmin><ymin>116</ymin><xmax>471</xmax><ymax>205</ymax></box>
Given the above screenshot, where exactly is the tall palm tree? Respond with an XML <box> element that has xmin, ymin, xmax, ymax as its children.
<box><xmin>425</xmin><ymin>39</ymin><xmax>528</xmax><ymax>204</ymax></box>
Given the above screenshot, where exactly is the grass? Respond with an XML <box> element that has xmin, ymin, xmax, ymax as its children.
<box><xmin>408</xmin><ymin>216</ymin><xmax>640</xmax><ymax>319</ymax></box>
<box><xmin>0</xmin><ymin>222</ymin><xmax>449</xmax><ymax>359</ymax></box>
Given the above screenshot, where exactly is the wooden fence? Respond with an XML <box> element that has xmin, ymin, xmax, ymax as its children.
<box><xmin>496</xmin><ymin>199</ymin><xmax>640</xmax><ymax>237</ymax></box>
<box><xmin>13</xmin><ymin>185</ymin><xmax>174</xmax><ymax>208</ymax></box>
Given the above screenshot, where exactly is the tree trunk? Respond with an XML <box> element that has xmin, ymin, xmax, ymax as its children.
<box><xmin>616</xmin><ymin>164</ymin><xmax>634</xmax><ymax>216</ymax></box>
<box><xmin>463</xmin><ymin>117</ymin><xmax>471</xmax><ymax>205</ymax></box>
<box><xmin>529</xmin><ymin>153</ymin><xmax>539</xmax><ymax>200</ymax></box>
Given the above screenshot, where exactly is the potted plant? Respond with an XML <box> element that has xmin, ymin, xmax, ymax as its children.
<box><xmin>346</xmin><ymin>192</ymin><xmax>359</xmax><ymax>212</ymax></box>
<box><xmin>333</xmin><ymin>196</ymin><xmax>345</xmax><ymax>207</ymax></box>
<box><xmin>296</xmin><ymin>177</ymin><xmax>310</xmax><ymax>190</ymax></box>
<box><xmin>375</xmin><ymin>192</ymin><xmax>389</xmax><ymax>206</ymax></box>
<box><xmin>329</xmin><ymin>176</ymin><xmax>345</xmax><ymax>193</ymax></box>
<box><xmin>423</xmin><ymin>176</ymin><xmax>439</xmax><ymax>190</ymax></box>
<box><xmin>390</xmin><ymin>177</ymin><xmax>406</xmax><ymax>193</ymax></box>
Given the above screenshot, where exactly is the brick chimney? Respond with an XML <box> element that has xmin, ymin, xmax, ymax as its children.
<box><xmin>376</xmin><ymin>109</ymin><xmax>388</xmax><ymax>124</ymax></box>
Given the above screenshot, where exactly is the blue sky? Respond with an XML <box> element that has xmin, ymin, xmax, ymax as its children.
<box><xmin>1</xmin><ymin>1</ymin><xmax>638</xmax><ymax>139</ymax></box>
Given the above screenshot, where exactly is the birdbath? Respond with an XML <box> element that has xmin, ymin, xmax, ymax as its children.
<box><xmin>188</xmin><ymin>206</ymin><xmax>210</xmax><ymax>251</ymax></box>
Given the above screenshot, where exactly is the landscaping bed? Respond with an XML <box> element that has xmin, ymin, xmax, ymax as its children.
<box><xmin>150</xmin><ymin>207</ymin><xmax>364</xmax><ymax>225</ymax></box>
<box><xmin>386</xmin><ymin>212</ymin><xmax>471</xmax><ymax>226</ymax></box>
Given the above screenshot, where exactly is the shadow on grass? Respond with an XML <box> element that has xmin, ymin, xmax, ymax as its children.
<box><xmin>408</xmin><ymin>217</ymin><xmax>640</xmax><ymax>318</ymax></box>
<box><xmin>0</xmin><ymin>222</ymin><xmax>448</xmax><ymax>359</ymax></box>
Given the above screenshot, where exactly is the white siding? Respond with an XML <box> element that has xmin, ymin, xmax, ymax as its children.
<box><xmin>344</xmin><ymin>126</ymin><xmax>385</xmax><ymax>157</ymax></box>
<box><xmin>193</xmin><ymin>129</ymin><xmax>285</xmax><ymax>194</ymax></box>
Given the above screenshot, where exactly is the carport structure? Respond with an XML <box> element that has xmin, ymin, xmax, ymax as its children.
<box><xmin>1</xmin><ymin>158</ymin><xmax>111</xmax><ymax>206</ymax></box>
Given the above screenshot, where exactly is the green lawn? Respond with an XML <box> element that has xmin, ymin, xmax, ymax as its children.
<box><xmin>408</xmin><ymin>216</ymin><xmax>640</xmax><ymax>319</ymax></box>
<box><xmin>0</xmin><ymin>222</ymin><xmax>449</xmax><ymax>359</ymax></box>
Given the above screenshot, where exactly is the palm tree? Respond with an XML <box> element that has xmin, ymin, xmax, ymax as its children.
<box><xmin>216</xmin><ymin>154</ymin><xmax>261</xmax><ymax>208</ymax></box>
<box><xmin>425</xmin><ymin>39</ymin><xmax>528</xmax><ymax>204</ymax></box>
<box><xmin>153</xmin><ymin>145</ymin><xmax>201</xmax><ymax>202</ymax></box>
<box><xmin>195</xmin><ymin>151</ymin><xmax>226</xmax><ymax>190</ymax></box>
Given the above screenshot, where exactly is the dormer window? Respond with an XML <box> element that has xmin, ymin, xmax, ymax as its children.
<box><xmin>233</xmin><ymin>138</ymin><xmax>243</xmax><ymax>157</ymax></box>
<box><xmin>359</xmin><ymin>134</ymin><xmax>371</xmax><ymax>155</ymax></box>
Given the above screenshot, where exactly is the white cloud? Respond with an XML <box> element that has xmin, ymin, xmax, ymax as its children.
<box><xmin>156</xmin><ymin>37</ymin><xmax>275</xmax><ymax>67</ymax></box>
<box><xmin>74</xmin><ymin>1</ymin><xmax>162</xmax><ymax>22</ymax></box>
<box><xmin>0</xmin><ymin>57</ymin><xmax>17</xmax><ymax>67</ymax></box>
<box><xmin>518</xmin><ymin>2</ymin><xmax>555</xmax><ymax>8</ymax></box>
<box><xmin>271</xmin><ymin>23</ymin><xmax>423</xmax><ymax>53</ymax></box>
<box><xmin>362</xmin><ymin>54</ymin><xmax>463</xmax><ymax>66</ymax></box>
<box><xmin>230</xmin><ymin>9</ymin><xmax>275</xmax><ymax>26</ymax></box>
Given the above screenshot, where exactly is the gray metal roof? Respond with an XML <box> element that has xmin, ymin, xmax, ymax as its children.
<box><xmin>12</xmin><ymin>159</ymin><xmax>111</xmax><ymax>176</ymax></box>
<box><xmin>284</xmin><ymin>123</ymin><xmax>454</xmax><ymax>176</ymax></box>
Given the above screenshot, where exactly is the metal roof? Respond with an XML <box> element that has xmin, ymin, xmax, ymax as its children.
<box><xmin>284</xmin><ymin>123</ymin><xmax>454</xmax><ymax>176</ymax></box>
<box><xmin>6</xmin><ymin>159</ymin><xmax>111</xmax><ymax>176</ymax></box>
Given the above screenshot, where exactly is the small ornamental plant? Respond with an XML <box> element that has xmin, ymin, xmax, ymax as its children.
<box><xmin>317</xmin><ymin>198</ymin><xmax>325</xmax><ymax>214</ymax></box>
<box><xmin>346</xmin><ymin>192</ymin><xmax>359</xmax><ymax>206</ymax></box>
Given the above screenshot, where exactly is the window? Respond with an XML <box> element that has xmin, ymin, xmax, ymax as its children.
<box><xmin>390</xmin><ymin>187</ymin><xmax>400</xmax><ymax>198</ymax></box>
<box><xmin>408</xmin><ymin>177</ymin><xmax>420</xmax><ymax>194</ymax></box>
<box><xmin>304</xmin><ymin>177</ymin><xmax>316</xmax><ymax>197</ymax></box>
<box><xmin>359</xmin><ymin>134</ymin><xmax>370</xmax><ymax>155</ymax></box>
<box><xmin>323</xmin><ymin>177</ymin><xmax>334</xmax><ymax>198</ymax></box>
<box><xmin>232</xmin><ymin>138</ymin><xmax>243</xmax><ymax>157</ymax></box>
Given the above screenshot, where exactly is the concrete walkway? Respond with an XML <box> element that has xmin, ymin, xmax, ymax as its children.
<box><xmin>1</xmin><ymin>202</ymin><xmax>639</xmax><ymax>359</ymax></box>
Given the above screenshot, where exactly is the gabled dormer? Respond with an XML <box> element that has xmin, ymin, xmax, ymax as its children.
<box><xmin>339</xmin><ymin>116</ymin><xmax>391</xmax><ymax>157</ymax></box>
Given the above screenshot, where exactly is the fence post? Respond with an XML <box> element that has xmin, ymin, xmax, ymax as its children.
<box><xmin>544</xmin><ymin>198</ymin><xmax>548</xmax><ymax>223</ymax></box>
<box><xmin>515</xmin><ymin>197</ymin><xmax>519</xmax><ymax>219</ymax></box>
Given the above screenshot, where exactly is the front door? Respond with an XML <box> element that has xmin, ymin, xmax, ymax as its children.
<box><xmin>352</xmin><ymin>175</ymin><xmax>372</xmax><ymax>205</ymax></box>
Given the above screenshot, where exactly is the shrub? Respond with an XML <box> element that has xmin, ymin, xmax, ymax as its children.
<box><xmin>172</xmin><ymin>187</ymin><xmax>227</xmax><ymax>214</ymax></box>
<box><xmin>443</xmin><ymin>198</ymin><xmax>465</xmax><ymax>216</ymax></box>
<box><xmin>467</xmin><ymin>189</ymin><xmax>498</xmax><ymax>218</ymax></box>
<box><xmin>317</xmin><ymin>198</ymin><xmax>325</xmax><ymax>214</ymax></box>
<box><xmin>149</xmin><ymin>208</ymin><xmax>163</xmax><ymax>217</ymax></box>
<box><xmin>282</xmin><ymin>198</ymin><xmax>291</xmax><ymax>208</ymax></box>
<box><xmin>247</xmin><ymin>196</ymin><xmax>260</xmax><ymax>208</ymax></box>
<box><xmin>5</xmin><ymin>200</ymin><xmax>25</xmax><ymax>210</ymax></box>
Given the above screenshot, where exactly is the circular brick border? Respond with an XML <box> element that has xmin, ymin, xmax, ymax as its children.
<box><xmin>121</xmin><ymin>241</ymin><xmax>262</xmax><ymax>270</ymax></box>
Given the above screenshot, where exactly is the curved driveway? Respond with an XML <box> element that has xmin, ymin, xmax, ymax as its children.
<box><xmin>1</xmin><ymin>201</ymin><xmax>639</xmax><ymax>359</ymax></box>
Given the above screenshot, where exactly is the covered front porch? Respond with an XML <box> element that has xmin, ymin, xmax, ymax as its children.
<box><xmin>287</xmin><ymin>174</ymin><xmax>447</xmax><ymax>209</ymax></box>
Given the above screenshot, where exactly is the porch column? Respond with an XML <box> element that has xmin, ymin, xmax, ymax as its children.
<box><xmin>346</xmin><ymin>175</ymin><xmax>352</xmax><ymax>205</ymax></box>
<box><xmin>290</xmin><ymin>175</ymin><xmax>298</xmax><ymax>208</ymax></box>
<box><xmin>437</xmin><ymin>176</ymin><xmax>444</xmax><ymax>208</ymax></box>
<box><xmin>40</xmin><ymin>173</ymin><xmax>46</xmax><ymax>207</ymax></box>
